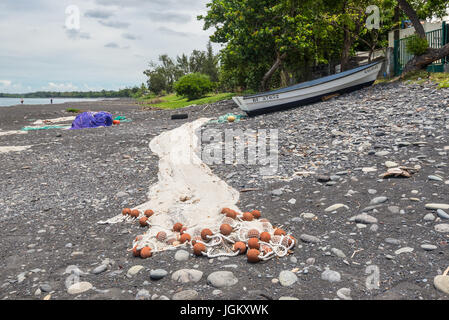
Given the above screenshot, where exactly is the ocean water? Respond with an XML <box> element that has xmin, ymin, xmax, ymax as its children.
<box><xmin>0</xmin><ymin>97</ymin><xmax>103</xmax><ymax>107</ymax></box>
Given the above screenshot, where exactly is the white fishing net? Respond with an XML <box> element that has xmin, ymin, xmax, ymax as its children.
<box><xmin>98</xmin><ymin>118</ymin><xmax>296</xmax><ymax>262</ymax></box>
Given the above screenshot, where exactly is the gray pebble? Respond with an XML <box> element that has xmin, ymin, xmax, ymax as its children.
<box><xmin>174</xmin><ymin>250</ymin><xmax>190</xmax><ymax>262</ymax></box>
<box><xmin>207</xmin><ymin>271</ymin><xmax>238</xmax><ymax>288</ymax></box>
<box><xmin>150</xmin><ymin>269</ymin><xmax>168</xmax><ymax>280</ymax></box>
<box><xmin>321</xmin><ymin>269</ymin><xmax>341</xmax><ymax>283</ymax></box>
<box><xmin>279</xmin><ymin>270</ymin><xmax>298</xmax><ymax>287</ymax></box>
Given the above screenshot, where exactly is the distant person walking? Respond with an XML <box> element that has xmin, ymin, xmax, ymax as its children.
<box><xmin>21</xmin><ymin>98</ymin><xmax>24</xmax><ymax>104</ymax></box>
<box><xmin>50</xmin><ymin>98</ymin><xmax>53</xmax><ymax>104</ymax></box>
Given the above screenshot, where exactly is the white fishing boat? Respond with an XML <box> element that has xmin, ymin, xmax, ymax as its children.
<box><xmin>232</xmin><ymin>60</ymin><xmax>383</xmax><ymax>115</ymax></box>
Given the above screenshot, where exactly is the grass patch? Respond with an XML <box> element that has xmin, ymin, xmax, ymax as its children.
<box><xmin>142</xmin><ymin>92</ymin><xmax>236</xmax><ymax>110</ymax></box>
<box><xmin>66</xmin><ymin>108</ymin><xmax>82</xmax><ymax>113</ymax></box>
<box><xmin>376</xmin><ymin>71</ymin><xmax>449</xmax><ymax>88</ymax></box>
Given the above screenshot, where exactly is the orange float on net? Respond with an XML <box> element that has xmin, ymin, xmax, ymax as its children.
<box><xmin>132</xmin><ymin>246</ymin><xmax>141</xmax><ymax>257</ymax></box>
<box><xmin>247</xmin><ymin>238</ymin><xmax>260</xmax><ymax>249</ymax></box>
<box><xmin>282</xmin><ymin>235</ymin><xmax>296</xmax><ymax>248</ymax></box>
<box><xmin>220</xmin><ymin>224</ymin><xmax>232</xmax><ymax>236</ymax></box>
<box><xmin>122</xmin><ymin>208</ymin><xmax>131</xmax><ymax>216</ymax></box>
<box><xmin>247</xmin><ymin>249</ymin><xmax>261</xmax><ymax>263</ymax></box>
<box><xmin>193</xmin><ymin>242</ymin><xmax>206</xmax><ymax>256</ymax></box>
<box><xmin>222</xmin><ymin>217</ymin><xmax>235</xmax><ymax>226</ymax></box>
<box><xmin>289</xmin><ymin>235</ymin><xmax>297</xmax><ymax>247</ymax></box>
<box><xmin>260</xmin><ymin>232</ymin><xmax>271</xmax><ymax>242</ymax></box>
<box><xmin>201</xmin><ymin>228</ymin><xmax>213</xmax><ymax>241</ymax></box>
<box><xmin>140</xmin><ymin>247</ymin><xmax>152</xmax><ymax>259</ymax></box>
<box><xmin>242</xmin><ymin>212</ymin><xmax>254</xmax><ymax>221</ymax></box>
<box><xmin>144</xmin><ymin>209</ymin><xmax>154</xmax><ymax>218</ymax></box>
<box><xmin>173</xmin><ymin>223</ymin><xmax>183</xmax><ymax>232</ymax></box>
<box><xmin>139</xmin><ymin>217</ymin><xmax>148</xmax><ymax>227</ymax></box>
<box><xmin>233</xmin><ymin>241</ymin><xmax>247</xmax><ymax>254</ymax></box>
<box><xmin>156</xmin><ymin>231</ymin><xmax>167</xmax><ymax>242</ymax></box>
<box><xmin>261</xmin><ymin>244</ymin><xmax>272</xmax><ymax>255</ymax></box>
<box><xmin>226</xmin><ymin>210</ymin><xmax>237</xmax><ymax>219</ymax></box>
<box><xmin>251</xmin><ymin>210</ymin><xmax>261</xmax><ymax>219</ymax></box>
<box><xmin>179</xmin><ymin>233</ymin><xmax>191</xmax><ymax>244</ymax></box>
<box><xmin>130</xmin><ymin>209</ymin><xmax>140</xmax><ymax>218</ymax></box>
<box><xmin>191</xmin><ymin>236</ymin><xmax>202</xmax><ymax>246</ymax></box>
<box><xmin>274</xmin><ymin>228</ymin><xmax>286</xmax><ymax>236</ymax></box>
<box><xmin>247</xmin><ymin>229</ymin><xmax>260</xmax><ymax>239</ymax></box>
<box><xmin>221</xmin><ymin>208</ymin><xmax>232</xmax><ymax>214</ymax></box>
<box><xmin>113</xmin><ymin>120</ymin><xmax>120</xmax><ymax>125</ymax></box>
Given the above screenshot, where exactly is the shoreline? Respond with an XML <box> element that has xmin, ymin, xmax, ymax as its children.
<box><xmin>0</xmin><ymin>97</ymin><xmax>133</xmax><ymax>108</ymax></box>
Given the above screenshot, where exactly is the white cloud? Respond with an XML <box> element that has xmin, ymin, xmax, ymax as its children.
<box><xmin>98</xmin><ymin>20</ymin><xmax>130</xmax><ymax>29</ymax></box>
<box><xmin>85</xmin><ymin>8</ymin><xmax>115</xmax><ymax>19</ymax></box>
<box><xmin>0</xmin><ymin>80</ymin><xmax>12</xmax><ymax>86</ymax></box>
<box><xmin>0</xmin><ymin>0</ymin><xmax>218</xmax><ymax>93</ymax></box>
<box><xmin>43</xmin><ymin>82</ymin><xmax>79</xmax><ymax>91</ymax></box>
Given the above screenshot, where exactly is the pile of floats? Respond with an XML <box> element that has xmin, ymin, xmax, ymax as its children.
<box><xmin>121</xmin><ymin>207</ymin><xmax>296</xmax><ymax>263</ymax></box>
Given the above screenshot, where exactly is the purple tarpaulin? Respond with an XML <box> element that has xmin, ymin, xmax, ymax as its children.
<box><xmin>70</xmin><ymin>111</ymin><xmax>113</xmax><ymax>130</ymax></box>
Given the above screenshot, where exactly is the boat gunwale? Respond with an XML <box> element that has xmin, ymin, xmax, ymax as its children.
<box><xmin>241</xmin><ymin>60</ymin><xmax>384</xmax><ymax>100</ymax></box>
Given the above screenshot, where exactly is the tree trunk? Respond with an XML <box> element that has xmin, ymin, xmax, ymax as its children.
<box><xmin>260</xmin><ymin>53</ymin><xmax>287</xmax><ymax>91</ymax></box>
<box><xmin>341</xmin><ymin>28</ymin><xmax>353</xmax><ymax>71</ymax></box>
<box><xmin>397</xmin><ymin>0</ymin><xmax>426</xmax><ymax>38</ymax></box>
<box><xmin>394</xmin><ymin>5</ymin><xmax>400</xmax><ymax>42</ymax></box>
<box><xmin>402</xmin><ymin>43</ymin><xmax>449</xmax><ymax>74</ymax></box>
<box><xmin>397</xmin><ymin>0</ymin><xmax>449</xmax><ymax>75</ymax></box>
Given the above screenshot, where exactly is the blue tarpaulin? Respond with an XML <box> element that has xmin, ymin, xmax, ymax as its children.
<box><xmin>70</xmin><ymin>111</ymin><xmax>113</xmax><ymax>130</ymax></box>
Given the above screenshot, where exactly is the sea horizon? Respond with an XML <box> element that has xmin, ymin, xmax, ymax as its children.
<box><xmin>0</xmin><ymin>97</ymin><xmax>111</xmax><ymax>108</ymax></box>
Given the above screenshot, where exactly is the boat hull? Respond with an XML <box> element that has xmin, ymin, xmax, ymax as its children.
<box><xmin>233</xmin><ymin>61</ymin><xmax>383</xmax><ymax>116</ymax></box>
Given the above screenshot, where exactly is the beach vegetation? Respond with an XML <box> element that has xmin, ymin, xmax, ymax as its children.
<box><xmin>143</xmin><ymin>42</ymin><xmax>219</xmax><ymax>96</ymax></box>
<box><xmin>173</xmin><ymin>73</ymin><xmax>214</xmax><ymax>100</ymax></box>
<box><xmin>405</xmin><ymin>35</ymin><xmax>429</xmax><ymax>56</ymax></box>
<box><xmin>141</xmin><ymin>92</ymin><xmax>235</xmax><ymax>110</ymax></box>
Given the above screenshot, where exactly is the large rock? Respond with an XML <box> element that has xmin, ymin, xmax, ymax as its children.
<box><xmin>207</xmin><ymin>271</ymin><xmax>238</xmax><ymax>288</ymax></box>
<box><xmin>279</xmin><ymin>271</ymin><xmax>298</xmax><ymax>287</ymax></box>
<box><xmin>434</xmin><ymin>275</ymin><xmax>449</xmax><ymax>295</ymax></box>
<box><xmin>325</xmin><ymin>204</ymin><xmax>348</xmax><ymax>212</ymax></box>
<box><xmin>172</xmin><ymin>290</ymin><xmax>198</xmax><ymax>300</ymax></box>
<box><xmin>67</xmin><ymin>282</ymin><xmax>93</xmax><ymax>295</ymax></box>
<box><xmin>321</xmin><ymin>269</ymin><xmax>341</xmax><ymax>283</ymax></box>
<box><xmin>435</xmin><ymin>224</ymin><xmax>449</xmax><ymax>233</ymax></box>
<box><xmin>300</xmin><ymin>234</ymin><xmax>321</xmax><ymax>243</ymax></box>
<box><xmin>171</xmin><ymin>269</ymin><xmax>203</xmax><ymax>283</ymax></box>
<box><xmin>426</xmin><ymin>203</ymin><xmax>449</xmax><ymax>210</ymax></box>
<box><xmin>127</xmin><ymin>265</ymin><xmax>144</xmax><ymax>278</ymax></box>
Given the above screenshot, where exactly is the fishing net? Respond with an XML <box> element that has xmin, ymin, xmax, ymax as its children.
<box><xmin>208</xmin><ymin>113</ymin><xmax>247</xmax><ymax>124</ymax></box>
<box><xmin>98</xmin><ymin>118</ymin><xmax>296</xmax><ymax>263</ymax></box>
<box><xmin>21</xmin><ymin>125</ymin><xmax>71</xmax><ymax>131</ymax></box>
<box><xmin>70</xmin><ymin>111</ymin><xmax>113</xmax><ymax>130</ymax></box>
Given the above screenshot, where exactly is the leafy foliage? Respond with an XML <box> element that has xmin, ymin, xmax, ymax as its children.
<box><xmin>405</xmin><ymin>34</ymin><xmax>429</xmax><ymax>56</ymax></box>
<box><xmin>173</xmin><ymin>73</ymin><xmax>215</xmax><ymax>100</ymax></box>
<box><xmin>144</xmin><ymin>43</ymin><xmax>219</xmax><ymax>95</ymax></box>
<box><xmin>0</xmin><ymin>86</ymin><xmax>145</xmax><ymax>98</ymax></box>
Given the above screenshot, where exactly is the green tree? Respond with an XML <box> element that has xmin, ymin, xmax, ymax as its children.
<box><xmin>199</xmin><ymin>0</ymin><xmax>339</xmax><ymax>91</ymax></box>
<box><xmin>174</xmin><ymin>73</ymin><xmax>214</xmax><ymax>100</ymax></box>
<box><xmin>395</xmin><ymin>0</ymin><xmax>449</xmax><ymax>73</ymax></box>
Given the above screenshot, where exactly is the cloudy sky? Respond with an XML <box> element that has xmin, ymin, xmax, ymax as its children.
<box><xmin>0</xmin><ymin>0</ymin><xmax>220</xmax><ymax>93</ymax></box>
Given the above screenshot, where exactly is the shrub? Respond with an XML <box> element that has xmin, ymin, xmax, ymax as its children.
<box><xmin>406</xmin><ymin>35</ymin><xmax>429</xmax><ymax>56</ymax></box>
<box><xmin>66</xmin><ymin>108</ymin><xmax>82</xmax><ymax>113</ymax></box>
<box><xmin>173</xmin><ymin>73</ymin><xmax>214</xmax><ymax>100</ymax></box>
